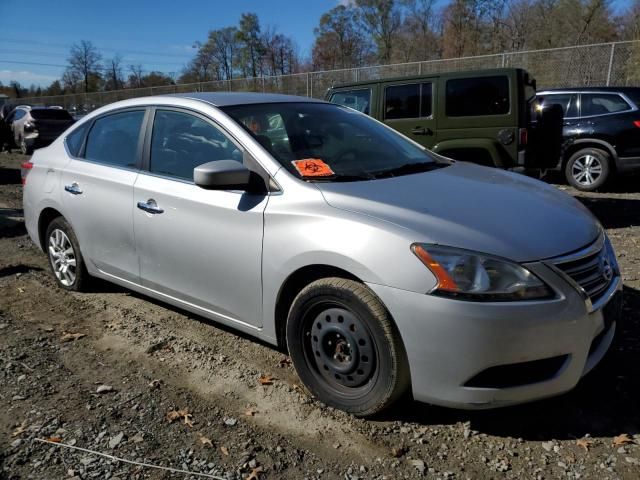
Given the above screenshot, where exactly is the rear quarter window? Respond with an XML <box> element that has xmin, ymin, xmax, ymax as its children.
<box><xmin>65</xmin><ymin>122</ymin><xmax>90</xmax><ymax>157</ymax></box>
<box><xmin>446</xmin><ymin>76</ymin><xmax>510</xmax><ymax>117</ymax></box>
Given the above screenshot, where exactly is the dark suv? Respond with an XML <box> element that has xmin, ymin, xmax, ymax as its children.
<box><xmin>7</xmin><ymin>106</ymin><xmax>75</xmax><ymax>154</ymax></box>
<box><xmin>537</xmin><ymin>87</ymin><xmax>640</xmax><ymax>191</ymax></box>
<box><xmin>326</xmin><ymin>68</ymin><xmax>563</xmax><ymax>174</ymax></box>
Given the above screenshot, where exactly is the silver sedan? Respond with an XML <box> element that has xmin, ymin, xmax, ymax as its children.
<box><xmin>22</xmin><ymin>92</ymin><xmax>622</xmax><ymax>416</ymax></box>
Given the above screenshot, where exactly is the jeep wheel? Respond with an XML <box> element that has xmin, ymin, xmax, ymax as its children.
<box><xmin>565</xmin><ymin>148</ymin><xmax>610</xmax><ymax>191</ymax></box>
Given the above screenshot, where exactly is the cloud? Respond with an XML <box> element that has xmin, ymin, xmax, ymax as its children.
<box><xmin>0</xmin><ymin>70</ymin><xmax>59</xmax><ymax>87</ymax></box>
<box><xmin>337</xmin><ymin>0</ymin><xmax>356</xmax><ymax>6</ymax></box>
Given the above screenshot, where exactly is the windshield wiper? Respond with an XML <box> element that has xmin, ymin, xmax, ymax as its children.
<box><xmin>370</xmin><ymin>161</ymin><xmax>446</xmax><ymax>179</ymax></box>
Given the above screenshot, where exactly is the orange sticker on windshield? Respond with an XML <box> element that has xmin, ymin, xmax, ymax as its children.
<box><xmin>292</xmin><ymin>159</ymin><xmax>334</xmax><ymax>177</ymax></box>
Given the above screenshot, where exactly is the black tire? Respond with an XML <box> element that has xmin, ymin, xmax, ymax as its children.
<box><xmin>565</xmin><ymin>148</ymin><xmax>611</xmax><ymax>191</ymax></box>
<box><xmin>45</xmin><ymin>217</ymin><xmax>90</xmax><ymax>291</ymax></box>
<box><xmin>286</xmin><ymin>277</ymin><xmax>410</xmax><ymax>417</ymax></box>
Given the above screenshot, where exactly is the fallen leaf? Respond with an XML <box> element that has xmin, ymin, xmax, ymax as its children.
<box><xmin>245</xmin><ymin>466</ymin><xmax>264</xmax><ymax>480</ymax></box>
<box><xmin>60</xmin><ymin>332</ymin><xmax>85</xmax><ymax>342</ymax></box>
<box><xmin>259</xmin><ymin>374</ymin><xmax>275</xmax><ymax>386</ymax></box>
<box><xmin>244</xmin><ymin>409</ymin><xmax>258</xmax><ymax>417</ymax></box>
<box><xmin>220</xmin><ymin>446</ymin><xmax>229</xmax><ymax>456</ymax></box>
<box><xmin>46</xmin><ymin>436</ymin><xmax>62</xmax><ymax>443</ymax></box>
<box><xmin>166</xmin><ymin>409</ymin><xmax>194</xmax><ymax>428</ymax></box>
<box><xmin>148</xmin><ymin>379</ymin><xmax>161</xmax><ymax>389</ymax></box>
<box><xmin>613</xmin><ymin>433</ymin><xmax>634</xmax><ymax>447</ymax></box>
<box><xmin>17</xmin><ymin>287</ymin><xmax>25</xmax><ymax>293</ymax></box>
<box><xmin>277</xmin><ymin>357</ymin><xmax>292</xmax><ymax>368</ymax></box>
<box><xmin>198</xmin><ymin>434</ymin><xmax>213</xmax><ymax>448</ymax></box>
<box><xmin>390</xmin><ymin>446</ymin><xmax>407</xmax><ymax>458</ymax></box>
<box><xmin>96</xmin><ymin>385</ymin><xmax>114</xmax><ymax>394</ymax></box>
<box><xmin>11</xmin><ymin>421</ymin><xmax>28</xmax><ymax>437</ymax></box>
<box><xmin>576</xmin><ymin>438</ymin><xmax>594</xmax><ymax>452</ymax></box>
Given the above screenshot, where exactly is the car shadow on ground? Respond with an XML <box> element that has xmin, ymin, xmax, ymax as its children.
<box><xmin>0</xmin><ymin>167</ymin><xmax>21</xmax><ymax>185</ymax></box>
<box><xmin>390</xmin><ymin>285</ymin><xmax>640</xmax><ymax>440</ymax></box>
<box><xmin>575</xmin><ymin>196</ymin><xmax>640</xmax><ymax>229</ymax></box>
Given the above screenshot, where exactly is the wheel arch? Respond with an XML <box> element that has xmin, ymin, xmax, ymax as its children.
<box><xmin>37</xmin><ymin>207</ymin><xmax>64</xmax><ymax>251</ymax></box>
<box><xmin>562</xmin><ymin>139</ymin><xmax>617</xmax><ymax>171</ymax></box>
<box><xmin>274</xmin><ymin>264</ymin><xmax>363</xmax><ymax>350</ymax></box>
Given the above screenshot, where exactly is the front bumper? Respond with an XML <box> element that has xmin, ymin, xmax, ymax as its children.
<box><xmin>367</xmin><ymin>263</ymin><xmax>622</xmax><ymax>409</ymax></box>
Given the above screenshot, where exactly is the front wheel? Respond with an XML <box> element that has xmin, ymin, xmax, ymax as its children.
<box><xmin>565</xmin><ymin>148</ymin><xmax>611</xmax><ymax>191</ymax></box>
<box><xmin>286</xmin><ymin>278</ymin><xmax>410</xmax><ymax>417</ymax></box>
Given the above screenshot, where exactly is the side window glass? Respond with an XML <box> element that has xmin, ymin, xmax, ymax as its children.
<box><xmin>446</xmin><ymin>76</ymin><xmax>510</xmax><ymax>116</ymax></box>
<box><xmin>385</xmin><ymin>84</ymin><xmax>420</xmax><ymax>119</ymax></box>
<box><xmin>150</xmin><ymin>110</ymin><xmax>242</xmax><ymax>181</ymax></box>
<box><xmin>421</xmin><ymin>82</ymin><xmax>433</xmax><ymax>117</ymax></box>
<box><xmin>581</xmin><ymin>94</ymin><xmax>630</xmax><ymax>116</ymax></box>
<box><xmin>539</xmin><ymin>94</ymin><xmax>578</xmax><ymax>117</ymax></box>
<box><xmin>14</xmin><ymin>110</ymin><xmax>26</xmax><ymax>121</ymax></box>
<box><xmin>85</xmin><ymin>110</ymin><xmax>144</xmax><ymax>168</ymax></box>
<box><xmin>330</xmin><ymin>89</ymin><xmax>371</xmax><ymax>115</ymax></box>
<box><xmin>65</xmin><ymin>122</ymin><xmax>89</xmax><ymax>157</ymax></box>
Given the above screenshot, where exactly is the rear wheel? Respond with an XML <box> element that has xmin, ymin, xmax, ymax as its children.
<box><xmin>45</xmin><ymin>217</ymin><xmax>89</xmax><ymax>291</ymax></box>
<box><xmin>565</xmin><ymin>148</ymin><xmax>611</xmax><ymax>191</ymax></box>
<box><xmin>286</xmin><ymin>278</ymin><xmax>410</xmax><ymax>417</ymax></box>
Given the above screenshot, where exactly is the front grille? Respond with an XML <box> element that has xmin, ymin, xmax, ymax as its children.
<box><xmin>553</xmin><ymin>243</ymin><xmax>613</xmax><ymax>304</ymax></box>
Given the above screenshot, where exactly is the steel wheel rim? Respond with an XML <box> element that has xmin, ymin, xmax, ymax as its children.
<box><xmin>572</xmin><ymin>154</ymin><xmax>603</xmax><ymax>186</ymax></box>
<box><xmin>48</xmin><ymin>229</ymin><xmax>77</xmax><ymax>286</ymax></box>
<box><xmin>302</xmin><ymin>303</ymin><xmax>377</xmax><ymax>395</ymax></box>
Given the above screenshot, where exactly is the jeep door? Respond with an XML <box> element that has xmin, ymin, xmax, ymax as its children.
<box><xmin>381</xmin><ymin>80</ymin><xmax>437</xmax><ymax>149</ymax></box>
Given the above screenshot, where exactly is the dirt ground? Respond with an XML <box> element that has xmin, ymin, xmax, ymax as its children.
<box><xmin>1</xmin><ymin>151</ymin><xmax>639</xmax><ymax>480</ymax></box>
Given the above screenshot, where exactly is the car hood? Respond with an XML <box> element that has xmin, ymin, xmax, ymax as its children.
<box><xmin>315</xmin><ymin>162</ymin><xmax>601</xmax><ymax>262</ymax></box>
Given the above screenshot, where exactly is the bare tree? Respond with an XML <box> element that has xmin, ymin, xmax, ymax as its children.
<box><xmin>106</xmin><ymin>54</ymin><xmax>124</xmax><ymax>91</ymax></box>
<box><xmin>129</xmin><ymin>64</ymin><xmax>144</xmax><ymax>88</ymax></box>
<box><xmin>66</xmin><ymin>40</ymin><xmax>102</xmax><ymax>93</ymax></box>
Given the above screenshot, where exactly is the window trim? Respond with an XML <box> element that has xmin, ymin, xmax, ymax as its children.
<box><xmin>445</xmin><ymin>75</ymin><xmax>512</xmax><ymax>118</ymax></box>
<box><xmin>537</xmin><ymin>90</ymin><xmax>637</xmax><ymax>120</ymax></box>
<box><xmin>383</xmin><ymin>82</ymin><xmax>433</xmax><ymax>121</ymax></box>
<box><xmin>329</xmin><ymin>88</ymin><xmax>372</xmax><ymax>114</ymax></box>
<box><xmin>70</xmin><ymin>107</ymin><xmax>150</xmax><ymax>172</ymax></box>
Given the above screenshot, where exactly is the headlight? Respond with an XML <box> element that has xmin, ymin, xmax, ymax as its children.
<box><xmin>411</xmin><ymin>244</ymin><xmax>553</xmax><ymax>301</ymax></box>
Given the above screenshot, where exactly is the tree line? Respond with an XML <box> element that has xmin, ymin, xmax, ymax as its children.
<box><xmin>2</xmin><ymin>0</ymin><xmax>639</xmax><ymax>99</ymax></box>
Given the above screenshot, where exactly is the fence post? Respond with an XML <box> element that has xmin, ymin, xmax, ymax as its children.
<box><xmin>309</xmin><ymin>73</ymin><xmax>313</xmax><ymax>98</ymax></box>
<box><xmin>418</xmin><ymin>62</ymin><xmax>422</xmax><ymax>75</ymax></box>
<box><xmin>306</xmin><ymin>72</ymin><xmax>310</xmax><ymax>97</ymax></box>
<box><xmin>606</xmin><ymin>43</ymin><xmax>616</xmax><ymax>86</ymax></box>
<box><xmin>501</xmin><ymin>53</ymin><xmax>506</xmax><ymax>67</ymax></box>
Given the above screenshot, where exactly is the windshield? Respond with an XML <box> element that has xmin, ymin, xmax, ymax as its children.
<box><xmin>221</xmin><ymin>102</ymin><xmax>440</xmax><ymax>181</ymax></box>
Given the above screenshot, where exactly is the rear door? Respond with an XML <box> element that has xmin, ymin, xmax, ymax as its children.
<box><xmin>381</xmin><ymin>80</ymin><xmax>436</xmax><ymax>148</ymax></box>
<box><xmin>133</xmin><ymin>108</ymin><xmax>267</xmax><ymax>327</ymax></box>
<box><xmin>60</xmin><ymin>108</ymin><xmax>146</xmax><ymax>283</ymax></box>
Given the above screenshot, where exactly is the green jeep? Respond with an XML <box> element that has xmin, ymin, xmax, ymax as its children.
<box><xmin>325</xmin><ymin>68</ymin><xmax>562</xmax><ymax>172</ymax></box>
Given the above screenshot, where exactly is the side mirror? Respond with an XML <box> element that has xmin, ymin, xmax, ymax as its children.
<box><xmin>194</xmin><ymin>160</ymin><xmax>251</xmax><ymax>190</ymax></box>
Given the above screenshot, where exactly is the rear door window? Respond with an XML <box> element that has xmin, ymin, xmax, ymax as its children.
<box><xmin>149</xmin><ymin>110</ymin><xmax>242</xmax><ymax>181</ymax></box>
<box><xmin>580</xmin><ymin>93</ymin><xmax>631</xmax><ymax>117</ymax></box>
<box><xmin>330</xmin><ymin>89</ymin><xmax>371</xmax><ymax>115</ymax></box>
<box><xmin>538</xmin><ymin>93</ymin><xmax>578</xmax><ymax>118</ymax></box>
<box><xmin>384</xmin><ymin>83</ymin><xmax>432</xmax><ymax>120</ymax></box>
<box><xmin>84</xmin><ymin>110</ymin><xmax>145</xmax><ymax>169</ymax></box>
<box><xmin>446</xmin><ymin>76</ymin><xmax>510</xmax><ymax>116</ymax></box>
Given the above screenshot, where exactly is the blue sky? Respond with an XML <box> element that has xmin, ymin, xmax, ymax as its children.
<box><xmin>0</xmin><ymin>0</ymin><xmax>634</xmax><ymax>87</ymax></box>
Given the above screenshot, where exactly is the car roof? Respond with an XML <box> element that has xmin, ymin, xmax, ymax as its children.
<box><xmin>539</xmin><ymin>87</ymin><xmax>640</xmax><ymax>94</ymax></box>
<box><xmin>169</xmin><ymin>92</ymin><xmax>325</xmax><ymax>107</ymax></box>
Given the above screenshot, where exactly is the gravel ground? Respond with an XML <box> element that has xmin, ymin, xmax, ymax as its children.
<box><xmin>1</xmin><ymin>151</ymin><xmax>639</xmax><ymax>479</ymax></box>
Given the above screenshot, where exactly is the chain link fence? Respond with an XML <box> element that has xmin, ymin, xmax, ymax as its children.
<box><xmin>15</xmin><ymin>40</ymin><xmax>640</xmax><ymax>113</ymax></box>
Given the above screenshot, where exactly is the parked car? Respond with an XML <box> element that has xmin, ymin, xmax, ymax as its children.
<box><xmin>7</xmin><ymin>105</ymin><xmax>75</xmax><ymax>154</ymax></box>
<box><xmin>0</xmin><ymin>103</ymin><xmax>16</xmax><ymax>152</ymax></box>
<box><xmin>537</xmin><ymin>87</ymin><xmax>640</xmax><ymax>191</ymax></box>
<box><xmin>22</xmin><ymin>93</ymin><xmax>621</xmax><ymax>416</ymax></box>
<box><xmin>326</xmin><ymin>68</ymin><xmax>563</xmax><ymax>174</ymax></box>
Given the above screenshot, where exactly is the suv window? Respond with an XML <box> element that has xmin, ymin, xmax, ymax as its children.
<box><xmin>538</xmin><ymin>93</ymin><xmax>578</xmax><ymax>118</ymax></box>
<box><xmin>65</xmin><ymin>122</ymin><xmax>89</xmax><ymax>157</ymax></box>
<box><xmin>581</xmin><ymin>93</ymin><xmax>630</xmax><ymax>117</ymax></box>
<box><xmin>446</xmin><ymin>76</ymin><xmax>510</xmax><ymax>117</ymax></box>
<box><xmin>13</xmin><ymin>109</ymin><xmax>27</xmax><ymax>121</ymax></box>
<box><xmin>384</xmin><ymin>83</ymin><xmax>432</xmax><ymax>120</ymax></box>
<box><xmin>150</xmin><ymin>110</ymin><xmax>242</xmax><ymax>181</ymax></box>
<box><xmin>85</xmin><ymin>110</ymin><xmax>144</xmax><ymax>168</ymax></box>
<box><xmin>330</xmin><ymin>89</ymin><xmax>371</xmax><ymax>114</ymax></box>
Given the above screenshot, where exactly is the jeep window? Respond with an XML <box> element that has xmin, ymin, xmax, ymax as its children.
<box><xmin>581</xmin><ymin>93</ymin><xmax>631</xmax><ymax>117</ymax></box>
<box><xmin>330</xmin><ymin>89</ymin><xmax>371</xmax><ymax>115</ymax></box>
<box><xmin>446</xmin><ymin>76</ymin><xmax>510</xmax><ymax>117</ymax></box>
<box><xmin>384</xmin><ymin>83</ymin><xmax>432</xmax><ymax>120</ymax></box>
<box><xmin>538</xmin><ymin>94</ymin><xmax>578</xmax><ymax>118</ymax></box>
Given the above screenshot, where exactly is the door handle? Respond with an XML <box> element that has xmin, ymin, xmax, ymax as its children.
<box><xmin>64</xmin><ymin>183</ymin><xmax>83</xmax><ymax>195</ymax></box>
<box><xmin>411</xmin><ymin>126</ymin><xmax>433</xmax><ymax>135</ymax></box>
<box><xmin>137</xmin><ymin>199</ymin><xmax>164</xmax><ymax>215</ymax></box>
